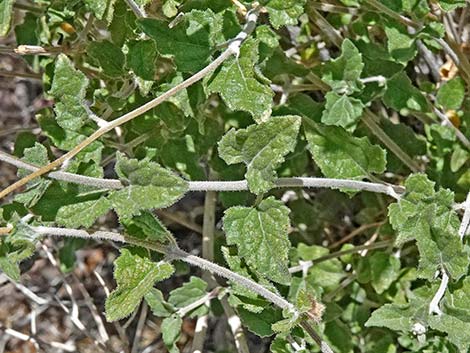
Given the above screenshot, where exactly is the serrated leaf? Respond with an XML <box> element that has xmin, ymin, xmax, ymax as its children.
<box><xmin>321</xmin><ymin>92</ymin><xmax>364</xmax><ymax>130</ymax></box>
<box><xmin>322</xmin><ymin>39</ymin><xmax>364</xmax><ymax>95</ymax></box>
<box><xmin>383</xmin><ymin>72</ymin><xmax>430</xmax><ymax>113</ymax></box>
<box><xmin>238</xmin><ymin>306</ymin><xmax>282</xmax><ymax>337</ymax></box>
<box><xmin>436</xmin><ymin>77</ymin><xmax>465</xmax><ymax>110</ymax></box>
<box><xmin>88</xmin><ymin>40</ymin><xmax>126</xmax><ymax>77</ymax></box>
<box><xmin>388</xmin><ymin>174</ymin><xmax>468</xmax><ymax>280</ymax></box>
<box><xmin>105</xmin><ymin>248</ymin><xmax>174</xmax><ymax>321</ymax></box>
<box><xmin>207</xmin><ymin>38</ymin><xmax>274</xmax><ymax>122</ymax></box>
<box><xmin>223</xmin><ymin>197</ymin><xmax>291</xmax><ymax>284</ymax></box>
<box><xmin>49</xmin><ymin>55</ymin><xmax>89</xmax><ymax>131</ymax></box>
<box><xmin>0</xmin><ymin>0</ymin><xmax>14</xmax><ymax>36</ymax></box>
<box><xmin>264</xmin><ymin>0</ymin><xmax>306</xmax><ymax>29</ymax></box>
<box><xmin>138</xmin><ymin>9</ymin><xmax>221</xmax><ymax>72</ymax></box>
<box><xmin>56</xmin><ymin>197</ymin><xmax>111</xmax><ymax>228</ymax></box>
<box><xmin>108</xmin><ymin>153</ymin><xmax>188</xmax><ymax>218</ymax></box>
<box><xmin>438</xmin><ymin>0</ymin><xmax>466</xmax><ymax>11</ymax></box>
<box><xmin>304</xmin><ymin>119</ymin><xmax>387</xmax><ymax>180</ymax></box>
<box><xmin>218</xmin><ymin>116</ymin><xmax>301</xmax><ymax>194</ymax></box>
<box><xmin>168</xmin><ymin>277</ymin><xmax>208</xmax><ymax>317</ymax></box>
<box><xmin>127</xmin><ymin>39</ymin><xmax>157</xmax><ymax>80</ymax></box>
<box><xmin>429</xmin><ymin>314</ymin><xmax>470</xmax><ymax>352</ymax></box>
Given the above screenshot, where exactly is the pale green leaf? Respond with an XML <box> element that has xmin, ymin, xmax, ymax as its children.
<box><xmin>365</xmin><ymin>303</ymin><xmax>414</xmax><ymax>332</ymax></box>
<box><xmin>321</xmin><ymin>92</ymin><xmax>364</xmax><ymax>130</ymax></box>
<box><xmin>145</xmin><ymin>288</ymin><xmax>174</xmax><ymax>317</ymax></box>
<box><xmin>264</xmin><ymin>0</ymin><xmax>307</xmax><ymax>29</ymax></box>
<box><xmin>108</xmin><ymin>153</ymin><xmax>188</xmax><ymax>218</ymax></box>
<box><xmin>384</xmin><ymin>21</ymin><xmax>417</xmax><ymax>63</ymax></box>
<box><xmin>218</xmin><ymin>116</ymin><xmax>301</xmax><ymax>194</ymax></box>
<box><xmin>49</xmin><ymin>55</ymin><xmax>89</xmax><ymax>131</ymax></box>
<box><xmin>388</xmin><ymin>174</ymin><xmax>468</xmax><ymax>280</ymax></box>
<box><xmin>207</xmin><ymin>38</ymin><xmax>274</xmax><ymax>122</ymax></box>
<box><xmin>105</xmin><ymin>248</ymin><xmax>174</xmax><ymax>321</ymax></box>
<box><xmin>56</xmin><ymin>197</ymin><xmax>111</xmax><ymax>228</ymax></box>
<box><xmin>369</xmin><ymin>251</ymin><xmax>401</xmax><ymax>294</ymax></box>
<box><xmin>0</xmin><ymin>0</ymin><xmax>14</xmax><ymax>36</ymax></box>
<box><xmin>168</xmin><ymin>277</ymin><xmax>208</xmax><ymax>317</ymax></box>
<box><xmin>161</xmin><ymin>314</ymin><xmax>182</xmax><ymax>352</ymax></box>
<box><xmin>322</xmin><ymin>39</ymin><xmax>364</xmax><ymax>95</ymax></box>
<box><xmin>223</xmin><ymin>197</ymin><xmax>291</xmax><ymax>284</ymax></box>
<box><xmin>436</xmin><ymin>77</ymin><xmax>465</xmax><ymax>110</ymax></box>
<box><xmin>429</xmin><ymin>314</ymin><xmax>470</xmax><ymax>352</ymax></box>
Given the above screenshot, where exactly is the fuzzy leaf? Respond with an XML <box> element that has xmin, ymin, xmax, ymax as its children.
<box><xmin>49</xmin><ymin>55</ymin><xmax>89</xmax><ymax>131</ymax></box>
<box><xmin>429</xmin><ymin>314</ymin><xmax>470</xmax><ymax>352</ymax></box>
<box><xmin>108</xmin><ymin>153</ymin><xmax>188</xmax><ymax>218</ymax></box>
<box><xmin>264</xmin><ymin>0</ymin><xmax>306</xmax><ymax>29</ymax></box>
<box><xmin>105</xmin><ymin>248</ymin><xmax>174</xmax><ymax>321</ymax></box>
<box><xmin>218</xmin><ymin>116</ymin><xmax>301</xmax><ymax>194</ymax></box>
<box><xmin>223</xmin><ymin>197</ymin><xmax>291</xmax><ymax>284</ymax></box>
<box><xmin>121</xmin><ymin>211</ymin><xmax>176</xmax><ymax>247</ymax></box>
<box><xmin>322</xmin><ymin>39</ymin><xmax>364</xmax><ymax>95</ymax></box>
<box><xmin>207</xmin><ymin>38</ymin><xmax>274</xmax><ymax>122</ymax></box>
<box><xmin>388</xmin><ymin>174</ymin><xmax>468</xmax><ymax>280</ymax></box>
<box><xmin>304</xmin><ymin>120</ymin><xmax>387</xmax><ymax>180</ymax></box>
<box><xmin>56</xmin><ymin>197</ymin><xmax>111</xmax><ymax>228</ymax></box>
<box><xmin>321</xmin><ymin>92</ymin><xmax>364</xmax><ymax>130</ymax></box>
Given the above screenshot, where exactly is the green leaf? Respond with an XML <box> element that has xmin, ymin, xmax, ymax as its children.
<box><xmin>127</xmin><ymin>39</ymin><xmax>157</xmax><ymax>80</ymax></box>
<box><xmin>168</xmin><ymin>277</ymin><xmax>209</xmax><ymax>317</ymax></box>
<box><xmin>264</xmin><ymin>0</ymin><xmax>307</xmax><ymax>29</ymax></box>
<box><xmin>84</xmin><ymin>0</ymin><xmax>116</xmax><ymax>22</ymax></box>
<box><xmin>321</xmin><ymin>92</ymin><xmax>364</xmax><ymax>130</ymax></box>
<box><xmin>145</xmin><ymin>288</ymin><xmax>174</xmax><ymax>317</ymax></box>
<box><xmin>108</xmin><ymin>153</ymin><xmax>188</xmax><ymax>218</ymax></box>
<box><xmin>365</xmin><ymin>303</ymin><xmax>414</xmax><ymax>332</ymax></box>
<box><xmin>88</xmin><ymin>40</ymin><xmax>126</xmax><ymax>77</ymax></box>
<box><xmin>384</xmin><ymin>21</ymin><xmax>417</xmax><ymax>63</ymax></box>
<box><xmin>368</xmin><ymin>251</ymin><xmax>401</xmax><ymax>294</ymax></box>
<box><xmin>223</xmin><ymin>197</ymin><xmax>291</xmax><ymax>284</ymax></box>
<box><xmin>436</xmin><ymin>77</ymin><xmax>465</xmax><ymax>110</ymax></box>
<box><xmin>56</xmin><ymin>197</ymin><xmax>111</xmax><ymax>228</ymax></box>
<box><xmin>207</xmin><ymin>38</ymin><xmax>274</xmax><ymax>122</ymax></box>
<box><xmin>383</xmin><ymin>72</ymin><xmax>430</xmax><ymax>113</ymax></box>
<box><xmin>429</xmin><ymin>314</ymin><xmax>470</xmax><ymax>352</ymax></box>
<box><xmin>304</xmin><ymin>119</ymin><xmax>387</xmax><ymax>180</ymax></box>
<box><xmin>139</xmin><ymin>9</ymin><xmax>220</xmax><ymax>72</ymax></box>
<box><xmin>438</xmin><ymin>0</ymin><xmax>467</xmax><ymax>11</ymax></box>
<box><xmin>218</xmin><ymin>116</ymin><xmax>301</xmax><ymax>194</ymax></box>
<box><xmin>49</xmin><ymin>55</ymin><xmax>89</xmax><ymax>131</ymax></box>
<box><xmin>238</xmin><ymin>306</ymin><xmax>282</xmax><ymax>337</ymax></box>
<box><xmin>388</xmin><ymin>174</ymin><xmax>468</xmax><ymax>280</ymax></box>
<box><xmin>0</xmin><ymin>0</ymin><xmax>14</xmax><ymax>36</ymax></box>
<box><xmin>161</xmin><ymin>314</ymin><xmax>182</xmax><ymax>352</ymax></box>
<box><xmin>105</xmin><ymin>248</ymin><xmax>174</xmax><ymax>321</ymax></box>
<box><xmin>322</xmin><ymin>39</ymin><xmax>364</xmax><ymax>95</ymax></box>
<box><xmin>121</xmin><ymin>210</ymin><xmax>176</xmax><ymax>247</ymax></box>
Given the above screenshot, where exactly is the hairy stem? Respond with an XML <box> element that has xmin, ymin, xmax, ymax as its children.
<box><xmin>0</xmin><ymin>7</ymin><xmax>260</xmax><ymax>201</ymax></box>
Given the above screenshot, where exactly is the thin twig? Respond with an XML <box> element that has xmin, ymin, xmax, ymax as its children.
<box><xmin>433</xmin><ymin>107</ymin><xmax>470</xmax><ymax>150</ymax></box>
<box><xmin>0</xmin><ymin>7</ymin><xmax>261</xmax><ymax>201</ymax></box>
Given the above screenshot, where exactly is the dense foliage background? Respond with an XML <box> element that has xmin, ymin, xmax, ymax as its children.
<box><xmin>1</xmin><ymin>0</ymin><xmax>470</xmax><ymax>352</ymax></box>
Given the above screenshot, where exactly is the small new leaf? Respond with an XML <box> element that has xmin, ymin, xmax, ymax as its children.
<box><xmin>105</xmin><ymin>248</ymin><xmax>174</xmax><ymax>321</ymax></box>
<box><xmin>223</xmin><ymin>197</ymin><xmax>291</xmax><ymax>284</ymax></box>
<box><xmin>218</xmin><ymin>116</ymin><xmax>301</xmax><ymax>194</ymax></box>
<box><xmin>321</xmin><ymin>92</ymin><xmax>364</xmax><ymax>130</ymax></box>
